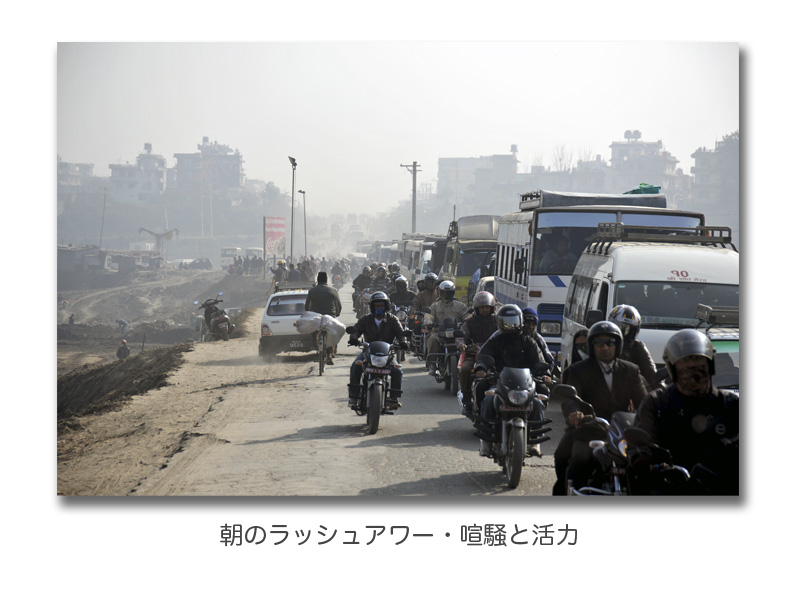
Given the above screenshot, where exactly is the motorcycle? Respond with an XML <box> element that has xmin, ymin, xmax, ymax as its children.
<box><xmin>550</xmin><ymin>385</ymin><xmax>691</xmax><ymax>496</ymax></box>
<box><xmin>409</xmin><ymin>311</ymin><xmax>428</xmax><ymax>362</ymax></box>
<box><xmin>194</xmin><ymin>292</ymin><xmax>235</xmax><ymax>341</ymax></box>
<box><xmin>472</xmin><ymin>359</ymin><xmax>552</xmax><ymax>489</ymax></box>
<box><xmin>333</xmin><ymin>273</ymin><xmax>343</xmax><ymax>290</ymax></box>
<box><xmin>392</xmin><ymin>304</ymin><xmax>412</xmax><ymax>363</ymax></box>
<box><xmin>426</xmin><ymin>317</ymin><xmax>464</xmax><ymax>396</ymax></box>
<box><xmin>346</xmin><ymin>326</ymin><xmax>409</xmax><ymax>435</ymax></box>
<box><xmin>354</xmin><ymin>288</ymin><xmax>372</xmax><ymax>319</ymax></box>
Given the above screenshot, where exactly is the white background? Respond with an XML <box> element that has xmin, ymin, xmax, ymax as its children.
<box><xmin>7</xmin><ymin>1</ymin><xmax>789</xmax><ymax>596</ymax></box>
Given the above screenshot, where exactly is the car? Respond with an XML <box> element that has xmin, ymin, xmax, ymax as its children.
<box><xmin>258</xmin><ymin>284</ymin><xmax>313</xmax><ymax>360</ymax></box>
<box><xmin>186</xmin><ymin>257</ymin><xmax>214</xmax><ymax>270</ymax></box>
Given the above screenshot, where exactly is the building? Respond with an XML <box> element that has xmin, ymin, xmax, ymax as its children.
<box><xmin>108</xmin><ymin>143</ymin><xmax>168</xmax><ymax>204</ymax></box>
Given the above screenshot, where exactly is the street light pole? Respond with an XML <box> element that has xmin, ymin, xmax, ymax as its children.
<box><xmin>298</xmin><ymin>190</ymin><xmax>307</xmax><ymax>258</ymax></box>
<box><xmin>288</xmin><ymin>156</ymin><xmax>297</xmax><ymax>263</ymax></box>
<box><xmin>401</xmin><ymin>161</ymin><xmax>421</xmax><ymax>233</ymax></box>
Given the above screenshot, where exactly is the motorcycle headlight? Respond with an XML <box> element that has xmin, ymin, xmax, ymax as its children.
<box><xmin>445</xmin><ymin>330</ymin><xmax>454</xmax><ymax>338</ymax></box>
<box><xmin>507</xmin><ymin>388</ymin><xmax>532</xmax><ymax>405</ymax></box>
<box><xmin>371</xmin><ymin>355</ymin><xmax>389</xmax><ymax>368</ymax></box>
<box><xmin>396</xmin><ymin>311</ymin><xmax>408</xmax><ymax>321</ymax></box>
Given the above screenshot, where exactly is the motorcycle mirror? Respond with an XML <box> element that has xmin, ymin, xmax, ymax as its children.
<box><xmin>193</xmin><ymin>301</ymin><xmax>199</xmax><ymax>305</ymax></box>
<box><xmin>453</xmin><ymin>329</ymin><xmax>465</xmax><ymax>338</ymax></box>
<box><xmin>218</xmin><ymin>291</ymin><xmax>224</xmax><ymax>297</ymax></box>
<box><xmin>345</xmin><ymin>326</ymin><xmax>356</xmax><ymax>334</ymax></box>
<box><xmin>622</xmin><ymin>427</ymin><xmax>653</xmax><ymax>448</ymax></box>
<box><xmin>403</xmin><ymin>330</ymin><xmax>413</xmax><ymax>339</ymax></box>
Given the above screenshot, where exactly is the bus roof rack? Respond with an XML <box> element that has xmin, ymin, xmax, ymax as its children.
<box><xmin>585</xmin><ymin>223</ymin><xmax>737</xmax><ymax>255</ymax></box>
<box><xmin>519</xmin><ymin>189</ymin><xmax>666</xmax><ymax>211</ymax></box>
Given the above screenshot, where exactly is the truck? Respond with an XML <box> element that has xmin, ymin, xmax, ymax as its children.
<box><xmin>438</xmin><ymin>215</ymin><xmax>500</xmax><ymax>302</ymax></box>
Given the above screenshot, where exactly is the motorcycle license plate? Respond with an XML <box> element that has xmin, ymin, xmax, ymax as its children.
<box><xmin>219</xmin><ymin>323</ymin><xmax>228</xmax><ymax>330</ymax></box>
<box><xmin>499</xmin><ymin>405</ymin><xmax>531</xmax><ymax>412</ymax></box>
<box><xmin>365</xmin><ymin>367</ymin><xmax>392</xmax><ymax>375</ymax></box>
<box><xmin>289</xmin><ymin>340</ymin><xmax>305</xmax><ymax>348</ymax></box>
<box><xmin>610</xmin><ymin>467</ymin><xmax>626</xmax><ymax>476</ymax></box>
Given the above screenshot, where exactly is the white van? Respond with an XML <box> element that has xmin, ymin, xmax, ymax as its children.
<box><xmin>560</xmin><ymin>224</ymin><xmax>739</xmax><ymax>371</ymax></box>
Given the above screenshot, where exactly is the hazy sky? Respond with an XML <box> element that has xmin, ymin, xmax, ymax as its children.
<box><xmin>57</xmin><ymin>42</ymin><xmax>738</xmax><ymax>217</ymax></box>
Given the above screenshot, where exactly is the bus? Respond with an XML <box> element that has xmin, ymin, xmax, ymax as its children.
<box><xmin>493</xmin><ymin>190</ymin><xmax>705</xmax><ymax>360</ymax></box>
<box><xmin>220</xmin><ymin>247</ymin><xmax>241</xmax><ymax>270</ymax></box>
<box><xmin>246</xmin><ymin>247</ymin><xmax>264</xmax><ymax>260</ymax></box>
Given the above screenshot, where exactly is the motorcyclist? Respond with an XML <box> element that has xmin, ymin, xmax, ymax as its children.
<box><xmin>521</xmin><ymin>308</ymin><xmax>555</xmax><ymax>377</ymax></box>
<box><xmin>370</xmin><ymin>266</ymin><xmax>393</xmax><ymax>294</ymax></box>
<box><xmin>474</xmin><ymin>304</ymin><xmax>548</xmax><ymax>456</ymax></box>
<box><xmin>389</xmin><ymin>276</ymin><xmax>417</xmax><ymax>308</ymax></box>
<box><xmin>352</xmin><ymin>266</ymin><xmax>373</xmax><ymax>313</ymax></box>
<box><xmin>347</xmin><ymin>292</ymin><xmax>408</xmax><ymax>411</ymax></box>
<box><xmin>458</xmin><ymin>291</ymin><xmax>498</xmax><ymax>416</ymax></box>
<box><xmin>426</xmin><ymin>280</ymin><xmax>470</xmax><ymax>375</ymax></box>
<box><xmin>609</xmin><ymin>303</ymin><xmax>658</xmax><ymax>388</ymax></box>
<box><xmin>388</xmin><ymin>262</ymin><xmax>402</xmax><ymax>285</ymax></box>
<box><xmin>561</xmin><ymin>320</ymin><xmax>647</xmax><ymax>420</ymax></box>
<box><xmin>634</xmin><ymin>329</ymin><xmax>739</xmax><ymax>494</ymax></box>
<box><xmin>410</xmin><ymin>272</ymin><xmax>438</xmax><ymax>314</ymax></box>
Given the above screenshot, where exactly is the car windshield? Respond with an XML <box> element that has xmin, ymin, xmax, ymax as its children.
<box><xmin>615</xmin><ymin>281</ymin><xmax>739</xmax><ymax>327</ymax></box>
<box><xmin>267</xmin><ymin>294</ymin><xmax>307</xmax><ymax>316</ymax></box>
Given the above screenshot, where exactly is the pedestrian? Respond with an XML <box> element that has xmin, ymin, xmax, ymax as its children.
<box><xmin>117</xmin><ymin>339</ymin><xmax>131</xmax><ymax>360</ymax></box>
<box><xmin>116</xmin><ymin>319</ymin><xmax>128</xmax><ymax>335</ymax></box>
<box><xmin>69</xmin><ymin>313</ymin><xmax>75</xmax><ymax>326</ymax></box>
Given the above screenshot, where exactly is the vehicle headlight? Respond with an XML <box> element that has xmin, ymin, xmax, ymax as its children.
<box><xmin>396</xmin><ymin>311</ymin><xmax>408</xmax><ymax>321</ymax></box>
<box><xmin>540</xmin><ymin>321</ymin><xmax>561</xmax><ymax>336</ymax></box>
<box><xmin>507</xmin><ymin>389</ymin><xmax>532</xmax><ymax>405</ymax></box>
<box><xmin>371</xmin><ymin>355</ymin><xmax>389</xmax><ymax>368</ymax></box>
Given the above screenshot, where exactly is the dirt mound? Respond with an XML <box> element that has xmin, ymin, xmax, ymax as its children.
<box><xmin>57</xmin><ymin>341</ymin><xmax>195</xmax><ymax>426</ymax></box>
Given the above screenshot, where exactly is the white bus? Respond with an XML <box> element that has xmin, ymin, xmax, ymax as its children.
<box><xmin>220</xmin><ymin>246</ymin><xmax>241</xmax><ymax>270</ymax></box>
<box><xmin>493</xmin><ymin>190</ymin><xmax>705</xmax><ymax>360</ymax></box>
<box><xmin>246</xmin><ymin>247</ymin><xmax>264</xmax><ymax>260</ymax></box>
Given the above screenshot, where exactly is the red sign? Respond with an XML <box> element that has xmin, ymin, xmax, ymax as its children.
<box><xmin>264</xmin><ymin>217</ymin><xmax>286</xmax><ymax>255</ymax></box>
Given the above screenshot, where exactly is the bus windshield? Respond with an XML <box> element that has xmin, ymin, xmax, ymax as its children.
<box><xmin>532</xmin><ymin>210</ymin><xmax>704</xmax><ymax>275</ymax></box>
<box><xmin>457</xmin><ymin>250</ymin><xmax>491</xmax><ymax>276</ymax></box>
<box><xmin>615</xmin><ymin>281</ymin><xmax>740</xmax><ymax>327</ymax></box>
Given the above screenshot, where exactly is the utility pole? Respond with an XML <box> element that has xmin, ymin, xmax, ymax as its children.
<box><xmin>400</xmin><ymin>161</ymin><xmax>421</xmax><ymax>233</ymax></box>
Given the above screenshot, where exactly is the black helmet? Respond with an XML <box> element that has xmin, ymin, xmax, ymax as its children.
<box><xmin>438</xmin><ymin>280</ymin><xmax>456</xmax><ymax>302</ymax></box>
<box><xmin>609</xmin><ymin>304</ymin><xmax>641</xmax><ymax>345</ymax></box>
<box><xmin>375</xmin><ymin>266</ymin><xmax>387</xmax><ymax>278</ymax></box>
<box><xmin>369</xmin><ymin>291</ymin><xmax>390</xmax><ymax>317</ymax></box>
<box><xmin>389</xmin><ymin>262</ymin><xmax>400</xmax><ymax>273</ymax></box>
<box><xmin>362</xmin><ymin>266</ymin><xmax>372</xmax><ymax>276</ymax></box>
<box><xmin>394</xmin><ymin>276</ymin><xmax>408</xmax><ymax>292</ymax></box>
<box><xmin>587</xmin><ymin>321</ymin><xmax>623</xmax><ymax>359</ymax></box>
<box><xmin>662</xmin><ymin>329</ymin><xmax>716</xmax><ymax>382</ymax></box>
<box><xmin>496</xmin><ymin>304</ymin><xmax>524</xmax><ymax>334</ymax></box>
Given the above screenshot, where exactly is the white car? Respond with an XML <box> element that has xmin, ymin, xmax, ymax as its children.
<box><xmin>258</xmin><ymin>287</ymin><xmax>312</xmax><ymax>360</ymax></box>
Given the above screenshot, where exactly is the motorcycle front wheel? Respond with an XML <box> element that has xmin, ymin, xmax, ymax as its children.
<box><xmin>505</xmin><ymin>426</ymin><xmax>525</xmax><ymax>489</ymax></box>
<box><xmin>449</xmin><ymin>354</ymin><xmax>459</xmax><ymax>396</ymax></box>
<box><xmin>366</xmin><ymin>382</ymin><xmax>382</xmax><ymax>435</ymax></box>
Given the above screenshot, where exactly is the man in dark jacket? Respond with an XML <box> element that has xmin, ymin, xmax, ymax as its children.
<box><xmin>305</xmin><ymin>272</ymin><xmax>342</xmax><ymax>365</ymax></box>
<box><xmin>458</xmin><ymin>291</ymin><xmax>497</xmax><ymax>415</ymax></box>
<box><xmin>634</xmin><ymin>329</ymin><xmax>738</xmax><ymax>495</ymax></box>
<box><xmin>474</xmin><ymin>304</ymin><xmax>548</xmax><ymax>456</ymax></box>
<box><xmin>347</xmin><ymin>292</ymin><xmax>408</xmax><ymax>410</ymax></box>
<box><xmin>561</xmin><ymin>321</ymin><xmax>647</xmax><ymax>421</ymax></box>
<box><xmin>116</xmin><ymin>339</ymin><xmax>130</xmax><ymax>360</ymax></box>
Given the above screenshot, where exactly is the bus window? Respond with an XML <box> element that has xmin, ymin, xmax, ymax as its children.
<box><xmin>533</xmin><ymin>212</ymin><xmax>615</xmax><ymax>274</ymax></box>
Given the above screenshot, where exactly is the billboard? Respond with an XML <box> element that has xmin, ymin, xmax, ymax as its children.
<box><xmin>264</xmin><ymin>217</ymin><xmax>286</xmax><ymax>255</ymax></box>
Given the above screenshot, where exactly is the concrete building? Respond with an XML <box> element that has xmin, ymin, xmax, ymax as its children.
<box><xmin>108</xmin><ymin>143</ymin><xmax>168</xmax><ymax>204</ymax></box>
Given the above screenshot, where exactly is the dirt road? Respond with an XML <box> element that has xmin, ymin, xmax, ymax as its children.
<box><xmin>57</xmin><ymin>296</ymin><xmax>559</xmax><ymax>496</ymax></box>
